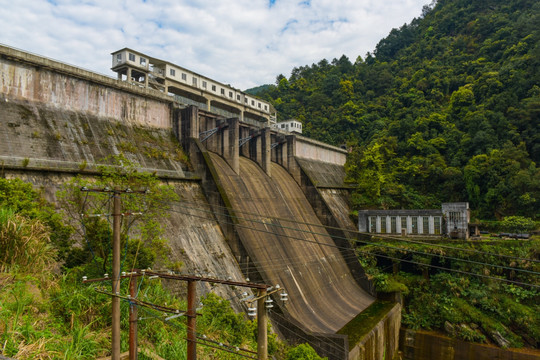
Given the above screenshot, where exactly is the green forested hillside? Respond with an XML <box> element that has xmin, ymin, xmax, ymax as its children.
<box><xmin>258</xmin><ymin>0</ymin><xmax>540</xmax><ymax>219</ymax></box>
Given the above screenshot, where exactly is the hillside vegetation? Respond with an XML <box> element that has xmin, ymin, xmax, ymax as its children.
<box><xmin>256</xmin><ymin>0</ymin><xmax>540</xmax><ymax>219</ymax></box>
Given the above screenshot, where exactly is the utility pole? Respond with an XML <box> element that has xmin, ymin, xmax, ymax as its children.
<box><xmin>129</xmin><ymin>277</ymin><xmax>138</xmax><ymax>360</ymax></box>
<box><xmin>80</xmin><ymin>187</ymin><xmax>146</xmax><ymax>360</ymax></box>
<box><xmin>257</xmin><ymin>288</ymin><xmax>267</xmax><ymax>360</ymax></box>
<box><xmin>187</xmin><ymin>280</ymin><xmax>197</xmax><ymax>360</ymax></box>
<box><xmin>112</xmin><ymin>193</ymin><xmax>121</xmax><ymax>360</ymax></box>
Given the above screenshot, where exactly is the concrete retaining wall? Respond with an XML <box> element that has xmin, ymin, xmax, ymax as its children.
<box><xmin>401</xmin><ymin>329</ymin><xmax>540</xmax><ymax>360</ymax></box>
<box><xmin>0</xmin><ymin>44</ymin><xmax>173</xmax><ymax>128</ymax></box>
<box><xmin>349</xmin><ymin>303</ymin><xmax>402</xmax><ymax>360</ymax></box>
<box><xmin>295</xmin><ymin>136</ymin><xmax>347</xmax><ymax>165</ymax></box>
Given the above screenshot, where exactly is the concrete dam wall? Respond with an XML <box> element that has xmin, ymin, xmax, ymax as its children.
<box><xmin>1</xmin><ymin>44</ymin><xmax>401</xmax><ymax>359</ymax></box>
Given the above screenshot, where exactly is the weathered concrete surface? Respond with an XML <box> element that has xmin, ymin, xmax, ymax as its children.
<box><xmin>295</xmin><ymin>136</ymin><xmax>347</xmax><ymax>165</ymax></box>
<box><xmin>401</xmin><ymin>329</ymin><xmax>540</xmax><ymax>360</ymax></box>
<box><xmin>295</xmin><ymin>157</ymin><xmax>349</xmax><ymax>188</ymax></box>
<box><xmin>0</xmin><ymin>97</ymin><xmax>187</xmax><ymax>177</ymax></box>
<box><xmin>207</xmin><ymin>153</ymin><xmax>375</xmax><ymax>334</ymax></box>
<box><xmin>0</xmin><ymin>45</ymin><xmax>173</xmax><ymax>128</ymax></box>
<box><xmin>348</xmin><ymin>303</ymin><xmax>401</xmax><ymax>360</ymax></box>
<box><xmin>4</xmin><ymin>169</ymin><xmax>248</xmax><ymax>307</ymax></box>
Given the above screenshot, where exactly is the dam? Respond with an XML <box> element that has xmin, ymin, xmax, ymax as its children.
<box><xmin>0</xmin><ymin>44</ymin><xmax>400</xmax><ymax>359</ymax></box>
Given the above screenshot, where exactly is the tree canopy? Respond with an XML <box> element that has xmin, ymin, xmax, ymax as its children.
<box><xmin>256</xmin><ymin>0</ymin><xmax>540</xmax><ymax>219</ymax></box>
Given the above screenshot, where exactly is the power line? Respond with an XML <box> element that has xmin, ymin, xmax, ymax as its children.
<box><xmin>169</xmin><ymin>198</ymin><xmax>540</xmax><ymax>264</ymax></box>
<box><xmin>165</xmin><ymin>202</ymin><xmax>540</xmax><ymax>277</ymax></box>
<box><xmin>164</xmin><ymin>206</ymin><xmax>540</xmax><ymax>288</ymax></box>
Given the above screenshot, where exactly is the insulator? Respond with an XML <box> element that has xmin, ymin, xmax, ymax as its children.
<box><xmin>104</xmin><ymin>273</ymin><xmax>109</xmax><ymax>278</ymax></box>
<box><xmin>125</xmin><ymin>188</ymin><xmax>132</xmax><ymax>193</ymax></box>
<box><xmin>219</xmin><ymin>343</ymin><xmax>223</xmax><ymax>347</ymax></box>
<box><xmin>265</xmin><ymin>298</ymin><xmax>274</xmax><ymax>309</ymax></box>
<box><xmin>235</xmin><ymin>347</ymin><xmax>240</xmax><ymax>352</ymax></box>
<box><xmin>275</xmin><ymin>284</ymin><xmax>280</xmax><ymax>289</ymax></box>
<box><xmin>82</xmin><ymin>276</ymin><xmax>87</xmax><ymax>281</ymax></box>
<box><xmin>248</xmin><ymin>307</ymin><xmax>257</xmax><ymax>317</ymax></box>
<box><xmin>280</xmin><ymin>292</ymin><xmax>289</xmax><ymax>302</ymax></box>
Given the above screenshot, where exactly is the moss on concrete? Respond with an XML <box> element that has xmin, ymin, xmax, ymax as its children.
<box><xmin>338</xmin><ymin>300</ymin><xmax>395</xmax><ymax>350</ymax></box>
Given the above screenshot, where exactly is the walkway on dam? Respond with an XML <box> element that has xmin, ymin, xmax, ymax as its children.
<box><xmin>209</xmin><ymin>153</ymin><xmax>375</xmax><ymax>333</ymax></box>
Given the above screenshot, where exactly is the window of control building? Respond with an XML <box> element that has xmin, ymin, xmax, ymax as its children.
<box><xmin>170</xmin><ymin>68</ymin><xmax>176</xmax><ymax>76</ymax></box>
<box><xmin>193</xmin><ymin>78</ymin><xmax>197</xmax><ymax>86</ymax></box>
<box><xmin>129</xmin><ymin>53</ymin><xmax>135</xmax><ymax>61</ymax></box>
<box><xmin>182</xmin><ymin>73</ymin><xmax>187</xmax><ymax>80</ymax></box>
<box><xmin>140</xmin><ymin>57</ymin><xmax>146</xmax><ymax>66</ymax></box>
<box><xmin>212</xmin><ymin>85</ymin><xmax>216</xmax><ymax>91</ymax></box>
<box><xmin>116</xmin><ymin>54</ymin><xmax>122</xmax><ymax>63</ymax></box>
<box><xmin>202</xmin><ymin>81</ymin><xmax>207</xmax><ymax>88</ymax></box>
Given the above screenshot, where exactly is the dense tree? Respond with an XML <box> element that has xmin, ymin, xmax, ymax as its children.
<box><xmin>255</xmin><ymin>0</ymin><xmax>540</xmax><ymax>219</ymax></box>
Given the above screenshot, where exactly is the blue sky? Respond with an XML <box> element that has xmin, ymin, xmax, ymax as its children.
<box><xmin>0</xmin><ymin>0</ymin><xmax>428</xmax><ymax>89</ymax></box>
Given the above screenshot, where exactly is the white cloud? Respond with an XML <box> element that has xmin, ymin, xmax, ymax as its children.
<box><xmin>0</xmin><ymin>0</ymin><xmax>428</xmax><ymax>89</ymax></box>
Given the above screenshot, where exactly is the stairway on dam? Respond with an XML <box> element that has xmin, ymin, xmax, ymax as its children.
<box><xmin>208</xmin><ymin>152</ymin><xmax>375</xmax><ymax>334</ymax></box>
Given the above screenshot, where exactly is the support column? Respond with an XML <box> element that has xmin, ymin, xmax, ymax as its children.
<box><xmin>261</xmin><ymin>127</ymin><xmax>271</xmax><ymax>176</ymax></box>
<box><xmin>286</xmin><ymin>134</ymin><xmax>300</xmax><ymax>184</ymax></box>
<box><xmin>227</xmin><ymin>117</ymin><xmax>239</xmax><ymax>174</ymax></box>
<box><xmin>206</xmin><ymin>98</ymin><xmax>211</xmax><ymax>112</ymax></box>
<box><xmin>126</xmin><ymin>68</ymin><xmax>132</xmax><ymax>82</ymax></box>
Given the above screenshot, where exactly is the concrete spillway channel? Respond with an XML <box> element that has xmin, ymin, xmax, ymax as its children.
<box><xmin>205</xmin><ymin>152</ymin><xmax>375</xmax><ymax>358</ymax></box>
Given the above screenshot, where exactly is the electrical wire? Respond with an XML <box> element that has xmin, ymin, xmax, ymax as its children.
<box><xmin>164</xmin><ymin>202</ymin><xmax>540</xmax><ymax>277</ymax></box>
<box><xmin>169</xmin><ymin>197</ymin><xmax>540</xmax><ymax>264</ymax></box>
<box><xmin>164</xmin><ymin>206</ymin><xmax>540</xmax><ymax>288</ymax></box>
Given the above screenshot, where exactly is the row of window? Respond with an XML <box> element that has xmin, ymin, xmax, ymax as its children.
<box><xmin>368</xmin><ymin>216</ymin><xmax>442</xmax><ymax>235</ymax></box>
<box><xmin>117</xmin><ymin>53</ymin><xmax>147</xmax><ymax>67</ymax></box>
<box><xmin>115</xmin><ymin>50</ymin><xmax>271</xmax><ymax>113</ymax></box>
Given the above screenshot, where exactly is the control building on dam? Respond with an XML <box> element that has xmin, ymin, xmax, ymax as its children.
<box><xmin>0</xmin><ymin>44</ymin><xmax>401</xmax><ymax>360</ymax></box>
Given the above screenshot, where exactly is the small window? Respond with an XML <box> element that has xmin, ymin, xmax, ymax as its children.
<box><xmin>170</xmin><ymin>68</ymin><xmax>176</xmax><ymax>76</ymax></box>
<box><xmin>264</xmin><ymin>105</ymin><xmax>268</xmax><ymax>111</ymax></box>
<box><xmin>229</xmin><ymin>91</ymin><xmax>233</xmax><ymax>98</ymax></box>
<box><xmin>245</xmin><ymin>98</ymin><xmax>248</xmax><ymax>104</ymax></box>
<box><xmin>423</xmin><ymin>217</ymin><xmax>430</xmax><ymax>234</ymax></box>
<box><xmin>140</xmin><ymin>57</ymin><xmax>146</xmax><ymax>66</ymax></box>
<box><xmin>434</xmin><ymin>217</ymin><xmax>441</xmax><ymax>235</ymax></box>
<box><xmin>212</xmin><ymin>85</ymin><xmax>216</xmax><ymax>91</ymax></box>
<box><xmin>221</xmin><ymin>89</ymin><xmax>225</xmax><ymax>95</ymax></box>
<box><xmin>202</xmin><ymin>81</ymin><xmax>207</xmax><ymax>88</ymax></box>
<box><xmin>193</xmin><ymin>78</ymin><xmax>197</xmax><ymax>86</ymax></box>
<box><xmin>380</xmin><ymin>217</ymin><xmax>387</xmax><ymax>233</ymax></box>
<box><xmin>411</xmin><ymin>217</ymin><xmax>418</xmax><ymax>234</ymax></box>
<box><xmin>237</xmin><ymin>94</ymin><xmax>241</xmax><ymax>101</ymax></box>
<box><xmin>369</xmin><ymin>216</ymin><xmax>377</xmax><ymax>233</ymax></box>
<box><xmin>281</xmin><ymin>124</ymin><xmax>285</xmax><ymax>128</ymax></box>
<box><xmin>116</xmin><ymin>53</ymin><xmax>122</xmax><ymax>63</ymax></box>
<box><xmin>181</xmin><ymin>73</ymin><xmax>187</xmax><ymax>80</ymax></box>
<box><xmin>129</xmin><ymin>53</ymin><xmax>136</xmax><ymax>61</ymax></box>
<box><xmin>391</xmin><ymin>217</ymin><xmax>397</xmax><ymax>233</ymax></box>
<box><xmin>258</xmin><ymin>103</ymin><xmax>261</xmax><ymax>108</ymax></box>
<box><xmin>251</xmin><ymin>100</ymin><xmax>255</xmax><ymax>106</ymax></box>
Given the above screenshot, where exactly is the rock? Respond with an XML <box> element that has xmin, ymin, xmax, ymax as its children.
<box><xmin>444</xmin><ymin>321</ymin><xmax>456</xmax><ymax>335</ymax></box>
<box><xmin>491</xmin><ymin>330</ymin><xmax>511</xmax><ymax>348</ymax></box>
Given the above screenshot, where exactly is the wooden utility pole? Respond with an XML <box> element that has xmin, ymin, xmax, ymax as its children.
<box><xmin>112</xmin><ymin>193</ymin><xmax>121</xmax><ymax>360</ymax></box>
<box><xmin>187</xmin><ymin>280</ymin><xmax>197</xmax><ymax>360</ymax></box>
<box><xmin>257</xmin><ymin>288</ymin><xmax>268</xmax><ymax>360</ymax></box>
<box><xmin>129</xmin><ymin>277</ymin><xmax>138</xmax><ymax>360</ymax></box>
